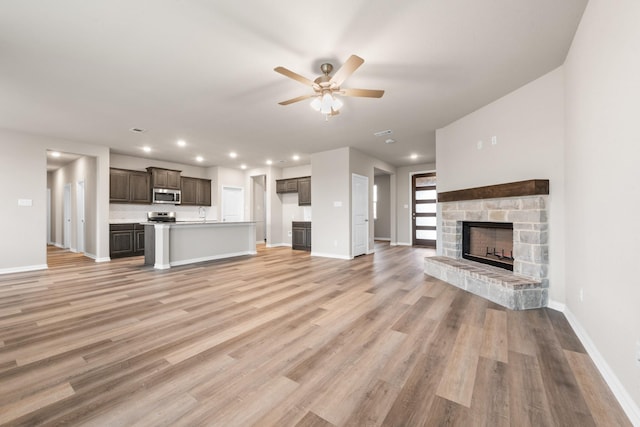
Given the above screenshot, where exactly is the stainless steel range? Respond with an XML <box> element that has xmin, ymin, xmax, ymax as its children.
<box><xmin>147</xmin><ymin>211</ymin><xmax>176</xmax><ymax>222</ymax></box>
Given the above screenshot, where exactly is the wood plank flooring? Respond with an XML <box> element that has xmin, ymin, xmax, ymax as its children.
<box><xmin>0</xmin><ymin>243</ymin><xmax>630</xmax><ymax>426</ymax></box>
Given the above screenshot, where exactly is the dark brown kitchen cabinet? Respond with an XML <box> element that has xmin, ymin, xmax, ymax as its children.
<box><xmin>292</xmin><ymin>221</ymin><xmax>311</xmax><ymax>251</ymax></box>
<box><xmin>110</xmin><ymin>168</ymin><xmax>151</xmax><ymax>204</ymax></box>
<box><xmin>109</xmin><ymin>169</ymin><xmax>130</xmax><ymax>202</ymax></box>
<box><xmin>181</xmin><ymin>177</ymin><xmax>212</xmax><ymax>206</ymax></box>
<box><xmin>129</xmin><ymin>171</ymin><xmax>151</xmax><ymax>203</ymax></box>
<box><xmin>276</xmin><ymin>178</ymin><xmax>298</xmax><ymax>193</ymax></box>
<box><xmin>297</xmin><ymin>177</ymin><xmax>311</xmax><ymax>206</ymax></box>
<box><xmin>147</xmin><ymin>167</ymin><xmax>181</xmax><ymax>190</ymax></box>
<box><xmin>110</xmin><ymin>223</ymin><xmax>145</xmax><ymax>258</ymax></box>
<box><xmin>276</xmin><ymin>176</ymin><xmax>311</xmax><ymax>206</ymax></box>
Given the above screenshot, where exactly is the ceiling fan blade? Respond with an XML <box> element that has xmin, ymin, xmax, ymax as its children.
<box><xmin>330</xmin><ymin>55</ymin><xmax>364</xmax><ymax>86</ymax></box>
<box><xmin>278</xmin><ymin>94</ymin><xmax>314</xmax><ymax>106</ymax></box>
<box><xmin>274</xmin><ymin>66</ymin><xmax>317</xmax><ymax>87</ymax></box>
<box><xmin>341</xmin><ymin>88</ymin><xmax>385</xmax><ymax>98</ymax></box>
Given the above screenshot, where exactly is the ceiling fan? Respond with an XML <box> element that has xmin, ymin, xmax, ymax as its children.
<box><xmin>274</xmin><ymin>54</ymin><xmax>384</xmax><ymax>118</ymax></box>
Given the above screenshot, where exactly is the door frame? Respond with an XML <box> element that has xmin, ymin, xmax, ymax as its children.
<box><xmin>351</xmin><ymin>173</ymin><xmax>369</xmax><ymax>258</ymax></box>
<box><xmin>76</xmin><ymin>180</ymin><xmax>85</xmax><ymax>253</ymax></box>
<box><xmin>251</xmin><ymin>175</ymin><xmax>266</xmax><ymax>243</ymax></box>
<box><xmin>63</xmin><ymin>183</ymin><xmax>71</xmax><ymax>249</ymax></box>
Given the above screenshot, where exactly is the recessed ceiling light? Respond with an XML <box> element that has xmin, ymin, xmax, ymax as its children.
<box><xmin>177</xmin><ymin>140</ymin><xmax>186</xmax><ymax>147</ymax></box>
<box><xmin>240</xmin><ymin>164</ymin><xmax>247</xmax><ymax>170</ymax></box>
<box><xmin>143</xmin><ymin>146</ymin><xmax>151</xmax><ymax>153</ymax></box>
<box><xmin>385</xmin><ymin>139</ymin><xmax>396</xmax><ymax>144</ymax></box>
<box><xmin>292</xmin><ymin>154</ymin><xmax>300</xmax><ymax>161</ymax></box>
<box><xmin>229</xmin><ymin>152</ymin><xmax>237</xmax><ymax>158</ymax></box>
<box><xmin>130</xmin><ymin>128</ymin><xmax>146</xmax><ymax>133</ymax></box>
<box><xmin>196</xmin><ymin>156</ymin><xmax>204</xmax><ymax>162</ymax></box>
<box><xmin>266</xmin><ymin>159</ymin><xmax>273</xmax><ymax>165</ymax></box>
<box><xmin>50</xmin><ymin>151</ymin><xmax>61</xmax><ymax>158</ymax></box>
<box><xmin>410</xmin><ymin>153</ymin><xmax>418</xmax><ymax>160</ymax></box>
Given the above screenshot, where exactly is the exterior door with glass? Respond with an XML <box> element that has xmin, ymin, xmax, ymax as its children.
<box><xmin>412</xmin><ymin>172</ymin><xmax>436</xmax><ymax>247</ymax></box>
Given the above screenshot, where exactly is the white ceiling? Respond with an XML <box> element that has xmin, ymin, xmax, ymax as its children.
<box><xmin>0</xmin><ymin>0</ymin><xmax>587</xmax><ymax>169</ymax></box>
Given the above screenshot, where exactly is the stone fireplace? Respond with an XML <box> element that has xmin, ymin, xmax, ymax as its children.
<box><xmin>424</xmin><ymin>180</ymin><xmax>549</xmax><ymax>310</ymax></box>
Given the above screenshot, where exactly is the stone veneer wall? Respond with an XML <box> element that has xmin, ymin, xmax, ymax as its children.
<box><xmin>440</xmin><ymin>195</ymin><xmax>549</xmax><ymax>287</ymax></box>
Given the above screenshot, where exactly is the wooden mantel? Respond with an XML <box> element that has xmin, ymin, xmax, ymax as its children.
<box><xmin>437</xmin><ymin>179</ymin><xmax>549</xmax><ymax>203</ymax></box>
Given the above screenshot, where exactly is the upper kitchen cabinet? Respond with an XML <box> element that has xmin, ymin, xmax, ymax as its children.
<box><xmin>110</xmin><ymin>168</ymin><xmax>151</xmax><ymax>204</ymax></box>
<box><xmin>276</xmin><ymin>176</ymin><xmax>311</xmax><ymax>206</ymax></box>
<box><xmin>276</xmin><ymin>178</ymin><xmax>298</xmax><ymax>193</ymax></box>
<box><xmin>147</xmin><ymin>167</ymin><xmax>181</xmax><ymax>190</ymax></box>
<box><xmin>297</xmin><ymin>177</ymin><xmax>311</xmax><ymax>206</ymax></box>
<box><xmin>181</xmin><ymin>176</ymin><xmax>212</xmax><ymax>206</ymax></box>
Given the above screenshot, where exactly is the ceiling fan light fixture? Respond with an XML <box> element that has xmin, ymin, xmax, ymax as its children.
<box><xmin>320</xmin><ymin>92</ymin><xmax>333</xmax><ymax>114</ymax></box>
<box><xmin>310</xmin><ymin>97</ymin><xmax>321</xmax><ymax>111</ymax></box>
<box><xmin>332</xmin><ymin>96</ymin><xmax>343</xmax><ymax>111</ymax></box>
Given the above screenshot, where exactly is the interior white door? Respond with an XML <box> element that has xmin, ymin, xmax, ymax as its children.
<box><xmin>222</xmin><ymin>186</ymin><xmax>244</xmax><ymax>222</ymax></box>
<box><xmin>352</xmin><ymin>173</ymin><xmax>369</xmax><ymax>257</ymax></box>
<box><xmin>76</xmin><ymin>180</ymin><xmax>85</xmax><ymax>253</ymax></box>
<box><xmin>63</xmin><ymin>183</ymin><xmax>71</xmax><ymax>249</ymax></box>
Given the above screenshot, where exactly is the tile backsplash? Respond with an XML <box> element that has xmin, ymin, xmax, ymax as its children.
<box><xmin>109</xmin><ymin>204</ymin><xmax>217</xmax><ymax>223</ymax></box>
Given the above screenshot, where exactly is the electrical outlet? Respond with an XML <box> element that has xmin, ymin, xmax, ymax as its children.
<box><xmin>491</xmin><ymin>135</ymin><xmax>498</xmax><ymax>145</ymax></box>
<box><xmin>636</xmin><ymin>341</ymin><xmax>640</xmax><ymax>367</ymax></box>
<box><xmin>579</xmin><ymin>288</ymin><xmax>584</xmax><ymax>302</ymax></box>
<box><xmin>477</xmin><ymin>140</ymin><xmax>483</xmax><ymax>150</ymax></box>
<box><xmin>287</xmin><ymin>231</ymin><xmax>292</xmax><ymax>237</ymax></box>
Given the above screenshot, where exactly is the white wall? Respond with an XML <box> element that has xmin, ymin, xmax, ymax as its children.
<box><xmin>311</xmin><ymin>148</ymin><xmax>350</xmax><ymax>258</ymax></box>
<box><xmin>110</xmin><ymin>153</ymin><xmax>209</xmax><ymax>178</ymax></box>
<box><xmin>564</xmin><ymin>0</ymin><xmax>640</xmax><ymax>412</ymax></box>
<box><xmin>435</xmin><ymin>68</ymin><xmax>565</xmax><ymax>303</ymax></box>
<box><xmin>0</xmin><ymin>128</ymin><xmax>110</xmax><ymax>273</ymax></box>
<box><xmin>395</xmin><ymin>163</ymin><xmax>436</xmax><ymax>246</ymax></box>
<box><xmin>374</xmin><ymin>174</ymin><xmax>391</xmax><ymax>240</ymax></box>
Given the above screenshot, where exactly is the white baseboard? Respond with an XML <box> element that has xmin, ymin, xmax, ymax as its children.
<box><xmin>395</xmin><ymin>242</ymin><xmax>412</xmax><ymax>246</ymax></box>
<box><xmin>559</xmin><ymin>306</ymin><xmax>640</xmax><ymax>425</ymax></box>
<box><xmin>266</xmin><ymin>243</ymin><xmax>290</xmax><ymax>248</ymax></box>
<box><xmin>310</xmin><ymin>251</ymin><xmax>351</xmax><ymax>260</ymax></box>
<box><xmin>54</xmin><ymin>243</ymin><xmax>65</xmax><ymax>249</ymax></box>
<box><xmin>94</xmin><ymin>257</ymin><xmax>111</xmax><ymax>263</ymax></box>
<box><xmin>0</xmin><ymin>264</ymin><xmax>48</xmax><ymax>275</ymax></box>
<box><xmin>374</xmin><ymin>237</ymin><xmax>391</xmax><ymax>241</ymax></box>
<box><xmin>547</xmin><ymin>299</ymin><xmax>566</xmax><ymax>312</ymax></box>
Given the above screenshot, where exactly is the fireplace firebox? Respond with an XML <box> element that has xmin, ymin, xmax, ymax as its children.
<box><xmin>462</xmin><ymin>221</ymin><xmax>514</xmax><ymax>271</ymax></box>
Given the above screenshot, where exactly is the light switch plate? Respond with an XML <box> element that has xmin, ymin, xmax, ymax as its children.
<box><xmin>18</xmin><ymin>199</ymin><xmax>32</xmax><ymax>207</ymax></box>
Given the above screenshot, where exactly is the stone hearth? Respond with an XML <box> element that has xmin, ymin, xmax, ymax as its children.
<box><xmin>424</xmin><ymin>180</ymin><xmax>549</xmax><ymax>310</ymax></box>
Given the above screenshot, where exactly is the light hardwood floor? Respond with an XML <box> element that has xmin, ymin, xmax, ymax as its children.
<box><xmin>0</xmin><ymin>243</ymin><xmax>630</xmax><ymax>426</ymax></box>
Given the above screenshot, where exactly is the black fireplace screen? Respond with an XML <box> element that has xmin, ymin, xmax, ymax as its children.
<box><xmin>462</xmin><ymin>221</ymin><xmax>514</xmax><ymax>271</ymax></box>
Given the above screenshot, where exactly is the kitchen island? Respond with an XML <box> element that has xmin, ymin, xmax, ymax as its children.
<box><xmin>143</xmin><ymin>221</ymin><xmax>256</xmax><ymax>269</ymax></box>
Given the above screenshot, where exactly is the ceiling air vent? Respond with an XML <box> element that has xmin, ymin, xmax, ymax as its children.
<box><xmin>373</xmin><ymin>129</ymin><xmax>392</xmax><ymax>137</ymax></box>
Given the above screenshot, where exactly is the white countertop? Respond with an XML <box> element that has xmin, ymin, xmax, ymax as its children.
<box><xmin>141</xmin><ymin>220</ymin><xmax>255</xmax><ymax>226</ymax></box>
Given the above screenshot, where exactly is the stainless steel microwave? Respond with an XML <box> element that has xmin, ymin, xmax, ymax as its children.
<box><xmin>152</xmin><ymin>188</ymin><xmax>181</xmax><ymax>204</ymax></box>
